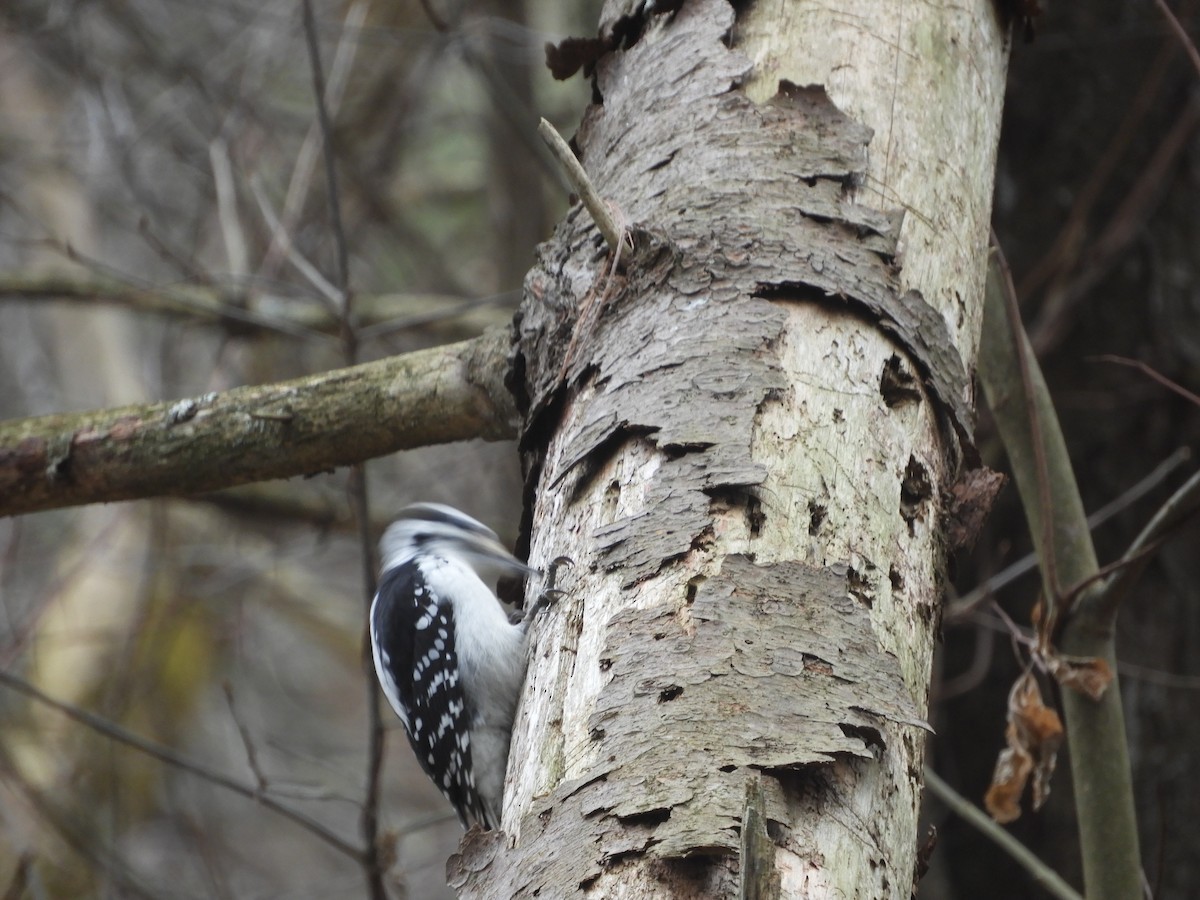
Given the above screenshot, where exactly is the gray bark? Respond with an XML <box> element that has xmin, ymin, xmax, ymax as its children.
<box><xmin>450</xmin><ymin>0</ymin><xmax>1007</xmax><ymax>896</ymax></box>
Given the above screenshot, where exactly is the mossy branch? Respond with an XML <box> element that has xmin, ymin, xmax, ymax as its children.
<box><xmin>0</xmin><ymin>329</ymin><xmax>516</xmax><ymax>517</ymax></box>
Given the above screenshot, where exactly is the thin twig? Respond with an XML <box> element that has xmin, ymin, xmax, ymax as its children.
<box><xmin>1059</xmin><ymin>539</ymin><xmax>1167</xmax><ymax>609</ymax></box>
<box><xmin>0</xmin><ymin>667</ymin><xmax>365</xmax><ymax>862</ymax></box>
<box><xmin>991</xmin><ymin>599</ymin><xmax>1035</xmax><ymax>662</ymax></box>
<box><xmin>301</xmin><ymin>0</ymin><xmax>352</xmax><ymax>316</ymax></box>
<box><xmin>210</xmin><ymin>136</ymin><xmax>249</xmax><ymax>279</ymax></box>
<box><xmin>1154</xmin><ymin>0</ymin><xmax>1200</xmax><ymax>77</ymax></box>
<box><xmin>263</xmin><ymin>1</ymin><xmax>368</xmax><ymax>277</ymax></box>
<box><xmin>1033</xmin><ymin>99</ymin><xmax>1200</xmax><ymax>353</ymax></box>
<box><xmin>923</xmin><ymin>768</ymin><xmax>1085</xmax><ymax>900</ymax></box>
<box><xmin>1092</xmin><ymin>467</ymin><xmax>1200</xmax><ymax>619</ymax></box>
<box><xmin>1091</xmin><ymin>355</ymin><xmax>1200</xmax><ymax>408</ymax></box>
<box><xmin>537</xmin><ymin>118</ymin><xmax>624</xmax><ymax>254</ymax></box>
<box><xmin>955</xmin><ymin>611</ymin><xmax>1200</xmax><ymax>690</ymax></box>
<box><xmin>0</xmin><ymin>762</ymin><xmax>161</xmax><ymax>900</ymax></box>
<box><xmin>948</xmin><ymin>448</ymin><xmax>1192</xmax><ymax>620</ymax></box>
<box><xmin>249</xmin><ymin>177</ymin><xmax>343</xmax><ymax>309</ymax></box>
<box><xmin>222</xmin><ymin>681</ymin><xmax>269</xmax><ymax>792</ymax></box>
<box><xmin>24</xmin><ymin>238</ymin><xmax>333</xmax><ymax>341</ymax></box>
<box><xmin>1017</xmin><ymin>2</ymin><xmax>1191</xmax><ymax>302</ymax></box>
<box><xmin>357</xmin><ymin>290</ymin><xmax>519</xmax><ymax>341</ymax></box>
<box><xmin>300</xmin><ymin>4</ymin><xmax>384</xmax><ymax>897</ymax></box>
<box><xmin>353</xmin><ymin>465</ymin><xmax>385</xmax><ymax>900</ymax></box>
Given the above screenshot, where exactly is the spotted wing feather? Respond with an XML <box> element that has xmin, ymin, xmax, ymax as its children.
<box><xmin>370</xmin><ymin>564</ymin><xmax>486</xmax><ymax>827</ymax></box>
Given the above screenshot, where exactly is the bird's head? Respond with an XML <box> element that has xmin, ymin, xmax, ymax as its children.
<box><xmin>379</xmin><ymin>503</ymin><xmax>532</xmax><ymax>583</ymax></box>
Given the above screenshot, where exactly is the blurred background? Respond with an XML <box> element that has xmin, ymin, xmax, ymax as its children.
<box><xmin>0</xmin><ymin>0</ymin><xmax>1197</xmax><ymax>897</ymax></box>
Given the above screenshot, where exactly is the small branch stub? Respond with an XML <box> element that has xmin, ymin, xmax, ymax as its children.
<box><xmin>537</xmin><ymin>117</ymin><xmax>623</xmax><ymax>254</ymax></box>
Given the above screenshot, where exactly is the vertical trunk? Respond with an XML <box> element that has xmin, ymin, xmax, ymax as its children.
<box><xmin>450</xmin><ymin>1</ymin><xmax>1008</xmax><ymax>895</ymax></box>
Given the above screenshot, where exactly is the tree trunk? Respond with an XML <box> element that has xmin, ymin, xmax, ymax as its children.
<box><xmin>450</xmin><ymin>1</ymin><xmax>1008</xmax><ymax>896</ymax></box>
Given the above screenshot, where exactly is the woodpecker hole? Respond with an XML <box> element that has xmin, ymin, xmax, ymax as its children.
<box><xmin>746</xmin><ymin>495</ymin><xmax>764</xmax><ymax>537</ymax></box>
<box><xmin>617</xmin><ymin>808</ymin><xmax>671</xmax><ymax>828</ymax></box>
<box><xmin>839</xmin><ymin>722</ymin><xmax>886</xmax><ymax>753</ymax></box>
<box><xmin>900</xmin><ymin>456</ymin><xmax>932</xmax><ymax>527</ymax></box>
<box><xmin>847</xmin><ymin>566</ymin><xmax>874</xmax><ymax>607</ymax></box>
<box><xmin>808</xmin><ymin>501</ymin><xmax>827</xmax><ymax>535</ymax></box>
<box><xmin>880</xmin><ymin>354</ymin><xmax>922</xmax><ymax>408</ymax></box>
<box><xmin>658</xmin><ymin>685</ymin><xmax>683</xmax><ymax>703</ymax></box>
<box><xmin>889</xmin><ymin>566</ymin><xmax>904</xmax><ymax>592</ymax></box>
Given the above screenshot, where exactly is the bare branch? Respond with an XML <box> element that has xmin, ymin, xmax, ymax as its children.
<box><xmin>1153</xmin><ymin>0</ymin><xmax>1200</xmax><ymax>78</ymax></box>
<box><xmin>923</xmin><ymin>768</ymin><xmax>1084</xmax><ymax>900</ymax></box>
<box><xmin>0</xmin><ymin>273</ymin><xmax>515</xmax><ymax>340</ymax></box>
<box><xmin>0</xmin><ymin>667</ymin><xmax>365</xmax><ymax>863</ymax></box>
<box><xmin>948</xmin><ymin>447</ymin><xmax>1192</xmax><ymax>620</ymax></box>
<box><xmin>979</xmin><ymin>242</ymin><xmax>1143</xmax><ymax>900</ymax></box>
<box><xmin>1091</xmin><ymin>354</ymin><xmax>1200</xmax><ymax>408</ymax></box>
<box><xmin>0</xmin><ymin>330</ymin><xmax>518</xmax><ymax>517</ymax></box>
<box><xmin>1091</xmin><ymin>467</ymin><xmax>1200</xmax><ymax>620</ymax></box>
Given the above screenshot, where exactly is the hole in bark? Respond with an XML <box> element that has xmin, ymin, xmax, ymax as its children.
<box><xmin>880</xmin><ymin>354</ymin><xmax>922</xmax><ymax>407</ymax></box>
<box><xmin>847</xmin><ymin>567</ymin><xmax>873</xmax><ymax>607</ymax></box>
<box><xmin>839</xmin><ymin>722</ymin><xmax>886</xmax><ymax>753</ymax></box>
<box><xmin>747</xmin><ymin>494</ymin><xmax>764</xmax><ymax>537</ymax></box>
<box><xmin>889</xmin><ymin>566</ymin><xmax>904</xmax><ymax>592</ymax></box>
<box><xmin>719</xmin><ymin>764</ymin><xmax>736</xmax><ymax>773</ymax></box>
<box><xmin>808</xmin><ymin>501</ymin><xmax>827</xmax><ymax>535</ymax></box>
<box><xmin>658</xmin><ymin>685</ymin><xmax>683</xmax><ymax>703</ymax></box>
<box><xmin>685</xmin><ymin>576</ymin><xmax>703</xmax><ymax>604</ymax></box>
<box><xmin>617</xmin><ymin>807</ymin><xmax>671</xmax><ymax>828</ymax></box>
<box><xmin>900</xmin><ymin>456</ymin><xmax>932</xmax><ymax>526</ymax></box>
<box><xmin>802</xmin><ymin>654</ymin><xmax>833</xmax><ymax>675</ymax></box>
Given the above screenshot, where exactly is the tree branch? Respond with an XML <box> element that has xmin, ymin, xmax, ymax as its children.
<box><xmin>923</xmin><ymin>768</ymin><xmax>1084</xmax><ymax>900</ymax></box>
<box><xmin>979</xmin><ymin>247</ymin><xmax>1143</xmax><ymax>900</ymax></box>
<box><xmin>0</xmin><ymin>273</ymin><xmax>515</xmax><ymax>341</ymax></box>
<box><xmin>0</xmin><ymin>667</ymin><xmax>365</xmax><ymax>862</ymax></box>
<box><xmin>0</xmin><ymin>330</ymin><xmax>517</xmax><ymax>517</ymax></box>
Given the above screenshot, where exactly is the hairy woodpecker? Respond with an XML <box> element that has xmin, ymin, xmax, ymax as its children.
<box><xmin>369</xmin><ymin>503</ymin><xmax>557</xmax><ymax>830</ymax></box>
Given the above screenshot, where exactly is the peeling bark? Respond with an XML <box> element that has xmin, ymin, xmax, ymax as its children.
<box><xmin>453</xmin><ymin>0</ymin><xmax>1005</xmax><ymax>896</ymax></box>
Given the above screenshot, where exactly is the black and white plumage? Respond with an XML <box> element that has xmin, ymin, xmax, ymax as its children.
<box><xmin>369</xmin><ymin>503</ymin><xmax>542</xmax><ymax>830</ymax></box>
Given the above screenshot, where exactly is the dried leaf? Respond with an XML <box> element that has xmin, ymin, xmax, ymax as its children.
<box><xmin>1046</xmin><ymin>654</ymin><xmax>1113</xmax><ymax>701</ymax></box>
<box><xmin>984</xmin><ymin>672</ymin><xmax>1063</xmax><ymax>822</ymax></box>
<box><xmin>945</xmin><ymin>466</ymin><xmax>1006</xmax><ymax>551</ymax></box>
<box><xmin>985</xmin><ymin>745</ymin><xmax>1031</xmax><ymax>823</ymax></box>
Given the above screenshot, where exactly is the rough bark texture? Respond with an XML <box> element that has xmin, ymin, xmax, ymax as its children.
<box><xmin>448</xmin><ymin>1</ymin><xmax>1005</xmax><ymax>896</ymax></box>
<box><xmin>0</xmin><ymin>330</ymin><xmax>516</xmax><ymax>516</ymax></box>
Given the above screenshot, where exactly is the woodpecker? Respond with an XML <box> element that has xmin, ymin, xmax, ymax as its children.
<box><xmin>369</xmin><ymin>503</ymin><xmax>559</xmax><ymax>830</ymax></box>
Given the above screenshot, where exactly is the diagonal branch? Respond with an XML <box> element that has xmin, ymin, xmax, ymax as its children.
<box><xmin>0</xmin><ymin>330</ymin><xmax>517</xmax><ymax>518</ymax></box>
<box><xmin>979</xmin><ymin>244</ymin><xmax>1142</xmax><ymax>900</ymax></box>
<box><xmin>0</xmin><ymin>667</ymin><xmax>365</xmax><ymax>862</ymax></box>
<box><xmin>923</xmin><ymin>768</ymin><xmax>1084</xmax><ymax>900</ymax></box>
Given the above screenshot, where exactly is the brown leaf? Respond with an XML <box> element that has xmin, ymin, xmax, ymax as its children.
<box><xmin>985</xmin><ymin>745</ymin><xmax>1031</xmax><ymax>823</ymax></box>
<box><xmin>985</xmin><ymin>672</ymin><xmax>1063</xmax><ymax>822</ymax></box>
<box><xmin>1046</xmin><ymin>654</ymin><xmax>1113</xmax><ymax>701</ymax></box>
<box><xmin>945</xmin><ymin>466</ymin><xmax>1007</xmax><ymax>551</ymax></box>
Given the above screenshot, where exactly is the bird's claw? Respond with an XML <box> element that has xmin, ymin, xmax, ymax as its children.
<box><xmin>520</xmin><ymin>556</ymin><xmax>574</xmax><ymax>627</ymax></box>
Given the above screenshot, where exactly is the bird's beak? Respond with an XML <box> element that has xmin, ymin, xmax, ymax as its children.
<box><xmin>454</xmin><ymin>532</ymin><xmax>535</xmax><ymax>577</ymax></box>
